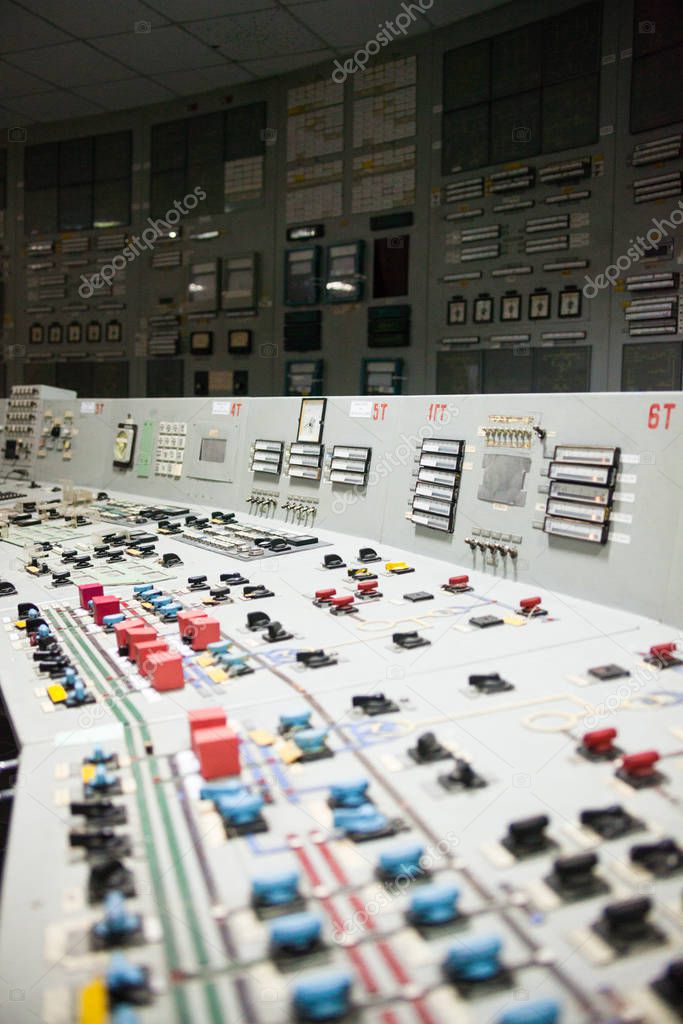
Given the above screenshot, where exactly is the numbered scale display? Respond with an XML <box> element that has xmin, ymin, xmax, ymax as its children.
<box><xmin>328</xmin><ymin>445</ymin><xmax>371</xmax><ymax>486</ymax></box>
<box><xmin>543</xmin><ymin>444</ymin><xmax>620</xmax><ymax>545</ymax></box>
<box><xmin>250</xmin><ymin>440</ymin><xmax>284</xmax><ymax>476</ymax></box>
<box><xmin>408</xmin><ymin>437</ymin><xmax>465</xmax><ymax>533</ymax></box>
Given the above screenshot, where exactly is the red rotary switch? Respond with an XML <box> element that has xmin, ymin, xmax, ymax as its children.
<box><xmin>357</xmin><ymin>580</ymin><xmax>378</xmax><ymax>592</ymax></box>
<box><xmin>580</xmin><ymin>727</ymin><xmax>619</xmax><ymax>760</ymax></box>
<box><xmin>449</xmin><ymin>575</ymin><xmax>470</xmax><ymax>587</ymax></box>
<box><xmin>647</xmin><ymin>642</ymin><xmax>679</xmax><ymax>668</ymax></box>
<box><xmin>519</xmin><ymin>596</ymin><xmax>542</xmax><ymax>612</ymax></box>
<box><xmin>330</xmin><ymin>595</ymin><xmax>354</xmax><ymax>608</ymax></box>
<box><xmin>313</xmin><ymin>588</ymin><xmax>336</xmax><ymax>606</ymax></box>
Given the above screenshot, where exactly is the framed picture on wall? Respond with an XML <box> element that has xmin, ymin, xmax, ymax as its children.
<box><xmin>29</xmin><ymin>323</ymin><xmax>44</xmax><ymax>345</ymax></box>
<box><xmin>67</xmin><ymin>322</ymin><xmax>82</xmax><ymax>343</ymax></box>
<box><xmin>447</xmin><ymin>297</ymin><xmax>467</xmax><ymax>325</ymax></box>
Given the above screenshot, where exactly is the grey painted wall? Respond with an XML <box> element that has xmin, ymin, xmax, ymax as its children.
<box><xmin>1</xmin><ymin>0</ymin><xmax>681</xmax><ymax>397</ymax></box>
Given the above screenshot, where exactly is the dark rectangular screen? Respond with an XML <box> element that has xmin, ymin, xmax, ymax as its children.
<box><xmin>622</xmin><ymin>342</ymin><xmax>682</xmax><ymax>391</ymax></box>
<box><xmin>24</xmin><ymin>188</ymin><xmax>58</xmax><ymax>234</ymax></box>
<box><xmin>492</xmin><ymin>23</ymin><xmax>542</xmax><ymax>98</ymax></box>
<box><xmin>484</xmin><ymin>348</ymin><xmax>533</xmax><ymax>393</ymax></box>
<box><xmin>58</xmin><ymin>184</ymin><xmax>92</xmax><ymax>231</ymax></box>
<box><xmin>147</xmin><ymin>359</ymin><xmax>184</xmax><ymax>397</ymax></box>
<box><xmin>542</xmin><ymin>75</ymin><xmax>600</xmax><ymax>152</ymax></box>
<box><xmin>542</xmin><ymin>2</ymin><xmax>601</xmax><ymax>84</ymax></box>
<box><xmin>535</xmin><ymin>346</ymin><xmax>591</xmax><ymax>391</ymax></box>
<box><xmin>95</xmin><ymin>132</ymin><xmax>131</xmax><ymax>180</ymax></box>
<box><xmin>631</xmin><ymin>45</ymin><xmax>683</xmax><ymax>133</ymax></box>
<box><xmin>633</xmin><ymin>0</ymin><xmax>683</xmax><ymax>57</ymax></box>
<box><xmin>151</xmin><ymin>120</ymin><xmax>187</xmax><ymax>172</ymax></box>
<box><xmin>59</xmin><ymin>137</ymin><xmax>93</xmax><ymax>185</ymax></box>
<box><xmin>442</xmin><ymin>104</ymin><xmax>490</xmax><ymax>174</ymax></box>
<box><xmin>187</xmin><ymin>113</ymin><xmax>224</xmax><ymax>165</ymax></box>
<box><xmin>443</xmin><ymin>40</ymin><xmax>490</xmax><ymax>110</ymax></box>
<box><xmin>436</xmin><ymin>350</ymin><xmax>482</xmax><ymax>393</ymax></box>
<box><xmin>490</xmin><ymin>91</ymin><xmax>541</xmax><ymax>164</ymax></box>
<box><xmin>224</xmin><ymin>103</ymin><xmax>266</xmax><ymax>161</ymax></box>
<box><xmin>373</xmin><ymin>236</ymin><xmax>410</xmax><ymax>298</ymax></box>
<box><xmin>93</xmin><ymin>179</ymin><xmax>131</xmax><ymax>228</ymax></box>
<box><xmin>25</xmin><ymin>143</ymin><xmax>58</xmax><ymax>189</ymax></box>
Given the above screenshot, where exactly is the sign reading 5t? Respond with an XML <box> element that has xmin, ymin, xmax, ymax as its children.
<box><xmin>647</xmin><ymin>402</ymin><xmax>676</xmax><ymax>430</ymax></box>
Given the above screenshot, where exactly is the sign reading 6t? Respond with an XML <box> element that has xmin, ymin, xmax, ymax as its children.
<box><xmin>647</xmin><ymin>402</ymin><xmax>676</xmax><ymax>430</ymax></box>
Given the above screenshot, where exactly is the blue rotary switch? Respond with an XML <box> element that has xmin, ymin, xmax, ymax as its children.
<box><xmin>333</xmin><ymin>804</ymin><xmax>389</xmax><ymax>835</ymax></box>
<box><xmin>329</xmin><ymin>777</ymin><xmax>369</xmax><ymax>807</ymax></box>
<box><xmin>269</xmin><ymin>911</ymin><xmax>322</xmax><ymax>954</ymax></box>
<box><xmin>292</xmin><ymin>970</ymin><xmax>352</xmax><ymax>1021</ymax></box>
<box><xmin>378</xmin><ymin>841</ymin><xmax>424</xmax><ymax>880</ymax></box>
<box><xmin>497</xmin><ymin>999</ymin><xmax>560</xmax><ymax>1024</ymax></box>
<box><xmin>252</xmin><ymin>868</ymin><xmax>301</xmax><ymax>907</ymax></box>
<box><xmin>444</xmin><ymin>934</ymin><xmax>502</xmax><ymax>981</ymax></box>
<box><xmin>409</xmin><ymin>882</ymin><xmax>460</xmax><ymax>925</ymax></box>
<box><xmin>215</xmin><ymin>792</ymin><xmax>263</xmax><ymax>826</ymax></box>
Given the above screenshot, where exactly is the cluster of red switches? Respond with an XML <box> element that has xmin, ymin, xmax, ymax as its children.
<box><xmin>188</xmin><ymin>707</ymin><xmax>240</xmax><ymax>779</ymax></box>
<box><xmin>78</xmin><ymin>583</ymin><xmax>121</xmax><ymax>624</ymax></box>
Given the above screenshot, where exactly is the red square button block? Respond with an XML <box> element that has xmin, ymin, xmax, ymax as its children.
<box><xmin>113</xmin><ymin>617</ymin><xmax>145</xmax><ymax>653</ymax></box>
<box><xmin>189</xmin><ymin>707</ymin><xmax>227</xmax><ymax>752</ymax></box>
<box><xmin>195</xmin><ymin>726</ymin><xmax>240</xmax><ymax>779</ymax></box>
<box><xmin>149</xmin><ymin>651</ymin><xmax>185</xmax><ymax>692</ymax></box>
<box><xmin>90</xmin><ymin>595</ymin><xmax>121</xmax><ymax>626</ymax></box>
<box><xmin>190</xmin><ymin>617</ymin><xmax>220</xmax><ymax>651</ymax></box>
<box><xmin>178</xmin><ymin>608</ymin><xmax>209</xmax><ymax>638</ymax></box>
<box><xmin>126</xmin><ymin>625</ymin><xmax>158</xmax><ymax>661</ymax></box>
<box><xmin>135</xmin><ymin>639</ymin><xmax>169</xmax><ymax>675</ymax></box>
<box><xmin>78</xmin><ymin>582</ymin><xmax>104</xmax><ymax>610</ymax></box>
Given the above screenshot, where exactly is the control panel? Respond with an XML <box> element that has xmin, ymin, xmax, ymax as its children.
<box><xmin>0</xmin><ymin>389</ymin><xmax>681</xmax><ymax>1024</ymax></box>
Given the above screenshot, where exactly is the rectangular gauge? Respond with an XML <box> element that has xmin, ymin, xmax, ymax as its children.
<box><xmin>548</xmin><ymin>480</ymin><xmax>611</xmax><ymax>506</ymax></box>
<box><xmin>546</xmin><ymin>498</ymin><xmax>609</xmax><ymax>524</ymax></box>
<box><xmin>421</xmin><ymin>439</ymin><xmax>464</xmax><ymax>457</ymax></box>
<box><xmin>188</xmin><ymin>260</ymin><xmax>219</xmax><ymax>311</ymax></box>
<box><xmin>289</xmin><ymin>454</ymin><xmax>322</xmax><ymax>468</ymax></box>
<box><xmin>332</xmin><ymin>446</ymin><xmax>370</xmax><ymax>461</ymax></box>
<box><xmin>288</xmin><ymin>466</ymin><xmax>321</xmax><ymax>480</ymax></box>
<box><xmin>417</xmin><ymin>467</ymin><xmax>461</xmax><ymax>486</ymax></box>
<box><xmin>290</xmin><ymin>442</ymin><xmax>323</xmax><ymax>456</ymax></box>
<box><xmin>543</xmin><ymin>515</ymin><xmax>608</xmax><ymax>545</ymax></box>
<box><xmin>553</xmin><ymin>445</ymin><xmax>620</xmax><ymax>466</ymax></box>
<box><xmin>419</xmin><ymin>453</ymin><xmax>462</xmax><ymax>471</ymax></box>
<box><xmin>415</xmin><ymin>481</ymin><xmax>458</xmax><ymax>502</ymax></box>
<box><xmin>331</xmin><ymin>458</ymin><xmax>366</xmax><ymax>473</ymax></box>
<box><xmin>412</xmin><ymin>495</ymin><xmax>454</xmax><ymax>517</ymax></box>
<box><xmin>409</xmin><ymin>511</ymin><xmax>452</xmax><ymax>531</ymax></box>
<box><xmin>549</xmin><ymin>461</ymin><xmax>616</xmax><ymax>486</ymax></box>
<box><xmin>254</xmin><ymin>440</ymin><xmax>283</xmax><ymax>453</ymax></box>
<box><xmin>252</xmin><ymin>460</ymin><xmax>280</xmax><ymax>474</ymax></box>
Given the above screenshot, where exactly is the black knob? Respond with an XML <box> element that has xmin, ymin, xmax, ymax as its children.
<box><xmin>504</xmin><ymin>815</ymin><xmax>552</xmax><ymax>857</ymax></box>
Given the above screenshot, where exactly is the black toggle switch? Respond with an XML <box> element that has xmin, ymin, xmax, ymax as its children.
<box><xmin>630</xmin><ymin>839</ymin><xmax>683</xmax><ymax>878</ymax></box>
<box><xmin>438</xmin><ymin>757</ymin><xmax>487</xmax><ymax>792</ymax></box>
<box><xmin>579</xmin><ymin>804</ymin><xmax>643</xmax><ymax>841</ymax></box>
<box><xmin>546</xmin><ymin>852</ymin><xmax>608</xmax><ymax>901</ymax></box>
<box><xmin>593</xmin><ymin>896</ymin><xmax>664</xmax><ymax>955</ymax></box>
<box><xmin>209</xmin><ymin>586</ymin><xmax>231</xmax><ymax>602</ymax></box>
<box><xmin>358</xmin><ymin>547</ymin><xmax>381</xmax><ymax>562</ymax></box>
<box><xmin>409</xmin><ymin>731</ymin><xmax>451</xmax><ymax>764</ymax></box>
<box><xmin>502</xmin><ymin>815</ymin><xmax>556</xmax><ymax>859</ymax></box>
<box><xmin>221</xmin><ymin>572</ymin><xmax>249</xmax><ymax>585</ymax></box>
<box><xmin>69</xmin><ymin>829</ymin><xmax>131</xmax><ymax>856</ymax></box>
<box><xmin>296</xmin><ymin>649</ymin><xmax>338</xmax><ymax>669</ymax></box>
<box><xmin>187</xmin><ymin>575</ymin><xmax>209</xmax><ymax>590</ymax></box>
<box><xmin>18</xmin><ymin>601</ymin><xmax>40</xmax><ymax>618</ymax></box>
<box><xmin>652</xmin><ymin>959</ymin><xmax>683</xmax><ymax>1014</ymax></box>
<box><xmin>468</xmin><ymin>672</ymin><xmax>513</xmax><ymax>694</ymax></box>
<box><xmin>352</xmin><ymin>693</ymin><xmax>399</xmax><ymax>716</ymax></box>
<box><xmin>88</xmin><ymin>859</ymin><xmax>136</xmax><ymax>903</ymax></box>
<box><xmin>246</xmin><ymin>611</ymin><xmax>270</xmax><ymax>631</ymax></box>
<box><xmin>52</xmin><ymin>570</ymin><xmax>72</xmax><ymax>586</ymax></box>
<box><xmin>70</xmin><ymin>799</ymin><xmax>127</xmax><ymax>825</ymax></box>
<box><xmin>323</xmin><ymin>553</ymin><xmax>346</xmax><ymax>569</ymax></box>
<box><xmin>263</xmin><ymin>621</ymin><xmax>293</xmax><ymax>643</ymax></box>
<box><xmin>0</xmin><ymin>580</ymin><xmax>17</xmax><ymax>596</ymax></box>
<box><xmin>162</xmin><ymin>552</ymin><xmax>183</xmax><ymax>567</ymax></box>
<box><xmin>243</xmin><ymin>584</ymin><xmax>274</xmax><ymax>599</ymax></box>
<box><xmin>393</xmin><ymin>630</ymin><xmax>430</xmax><ymax>650</ymax></box>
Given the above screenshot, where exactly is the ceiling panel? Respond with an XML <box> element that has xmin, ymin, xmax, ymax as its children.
<box><xmin>186</xmin><ymin>9</ymin><xmax>324</xmax><ymax>61</ymax></box>
<box><xmin>152</xmin><ymin>63</ymin><xmax>254</xmax><ymax>94</ymax></box>
<box><xmin>91</xmin><ymin>25</ymin><xmax>220</xmax><ymax>74</ymax></box>
<box><xmin>427</xmin><ymin>0</ymin><xmax>512</xmax><ymax>26</ymax></box>
<box><xmin>292</xmin><ymin>0</ymin><xmax>434</xmax><ymax>48</ymax></box>
<box><xmin>16</xmin><ymin>0</ymin><xmax>169</xmax><ymax>37</ymax></box>
<box><xmin>6</xmin><ymin>41</ymin><xmax>135</xmax><ymax>87</ymax></box>
<box><xmin>0</xmin><ymin>1</ymin><xmax>70</xmax><ymax>52</ymax></box>
<box><xmin>71</xmin><ymin>77</ymin><xmax>175</xmax><ymax>110</ymax></box>
<box><xmin>145</xmin><ymin>0</ymin><xmax>274</xmax><ymax>17</ymax></box>
<box><xmin>0</xmin><ymin>61</ymin><xmax>50</xmax><ymax>98</ymax></box>
<box><xmin>243</xmin><ymin>49</ymin><xmax>334</xmax><ymax>78</ymax></box>
<box><xmin>2</xmin><ymin>90</ymin><xmax>104</xmax><ymax>120</ymax></box>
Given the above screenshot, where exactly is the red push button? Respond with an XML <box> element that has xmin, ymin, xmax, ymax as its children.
<box><xmin>78</xmin><ymin>582</ymin><xmax>103</xmax><ymax>610</ymax></box>
<box><xmin>448</xmin><ymin>575</ymin><xmax>470</xmax><ymax>587</ymax></box>
<box><xmin>177</xmin><ymin>608</ymin><xmax>209</xmax><ymax>638</ymax></box>
<box><xmin>357</xmin><ymin>580</ymin><xmax>378</xmax><ymax>592</ymax></box>
<box><xmin>621</xmin><ymin>750</ymin><xmax>660</xmax><ymax>778</ymax></box>
<box><xmin>651</xmin><ymin>642</ymin><xmax>676</xmax><ymax>655</ymax></box>
<box><xmin>520</xmin><ymin>596</ymin><xmax>542</xmax><ymax>611</ymax></box>
<box><xmin>582</xmin><ymin>728</ymin><xmax>617</xmax><ymax>754</ymax></box>
<box><xmin>149</xmin><ymin>650</ymin><xmax>184</xmax><ymax>691</ymax></box>
<box><xmin>190</xmin><ymin>616</ymin><xmax>220</xmax><ymax>651</ymax></box>
<box><xmin>90</xmin><ymin>595</ymin><xmax>121</xmax><ymax>626</ymax></box>
<box><xmin>315</xmin><ymin>588</ymin><xmax>336</xmax><ymax>601</ymax></box>
<box><xmin>126</xmin><ymin>625</ymin><xmax>158</xmax><ymax>661</ymax></box>
<box><xmin>113</xmin><ymin>617</ymin><xmax>144</xmax><ymax>654</ymax></box>
<box><xmin>135</xmin><ymin>638</ymin><xmax>169</xmax><ymax>675</ymax></box>
<box><xmin>195</xmin><ymin>726</ymin><xmax>240</xmax><ymax>779</ymax></box>
<box><xmin>330</xmin><ymin>595</ymin><xmax>354</xmax><ymax>608</ymax></box>
<box><xmin>189</xmin><ymin>707</ymin><xmax>227</xmax><ymax>751</ymax></box>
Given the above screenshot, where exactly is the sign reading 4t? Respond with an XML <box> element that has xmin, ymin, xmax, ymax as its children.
<box><xmin>647</xmin><ymin>402</ymin><xmax>676</xmax><ymax>430</ymax></box>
